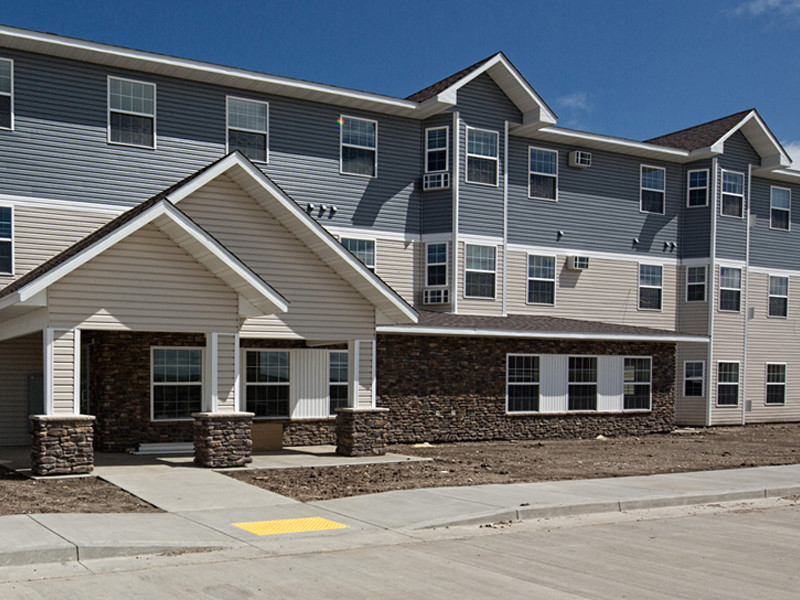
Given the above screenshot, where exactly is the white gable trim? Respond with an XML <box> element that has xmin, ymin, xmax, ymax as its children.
<box><xmin>712</xmin><ymin>111</ymin><xmax>791</xmax><ymax>169</ymax></box>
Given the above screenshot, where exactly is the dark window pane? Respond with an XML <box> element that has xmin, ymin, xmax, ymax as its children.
<box><xmin>687</xmin><ymin>283</ymin><xmax>705</xmax><ymax>302</ymax></box>
<box><xmin>467</xmin><ymin>157</ymin><xmax>497</xmax><ymax>185</ymax></box>
<box><xmin>769</xmin><ymin>297</ymin><xmax>788</xmax><ymax>317</ymax></box>
<box><xmin>0</xmin><ymin>241</ymin><xmax>10</xmax><ymax>273</ymax></box>
<box><xmin>717</xmin><ymin>385</ymin><xmax>738</xmax><ymax>406</ymax></box>
<box><xmin>624</xmin><ymin>384</ymin><xmax>651</xmax><ymax>410</ymax></box>
<box><xmin>228</xmin><ymin>130</ymin><xmax>266</xmax><ymax>162</ymax></box>
<box><xmin>685</xmin><ymin>379</ymin><xmax>703</xmax><ymax>397</ymax></box>
<box><xmin>246</xmin><ymin>384</ymin><xmax>289</xmax><ymax>417</ymax></box>
<box><xmin>427</xmin><ymin>264</ymin><xmax>447</xmax><ymax>286</ymax></box>
<box><xmin>720</xmin><ymin>290</ymin><xmax>741</xmax><ymax>311</ymax></box>
<box><xmin>0</xmin><ymin>96</ymin><xmax>9</xmax><ymax>129</ymax></box>
<box><xmin>639</xmin><ymin>287</ymin><xmax>662</xmax><ymax>310</ymax></box>
<box><xmin>722</xmin><ymin>194</ymin><xmax>742</xmax><ymax>217</ymax></box>
<box><xmin>153</xmin><ymin>384</ymin><xmax>201</xmax><ymax>420</ymax></box>
<box><xmin>508</xmin><ymin>384</ymin><xmax>539</xmax><ymax>412</ymax></box>
<box><xmin>427</xmin><ymin>149</ymin><xmax>447</xmax><ymax>172</ymax></box>
<box><xmin>641</xmin><ymin>190</ymin><xmax>664</xmax><ymax>213</ymax></box>
<box><xmin>688</xmin><ymin>188</ymin><xmax>707</xmax><ymax>207</ymax></box>
<box><xmin>766</xmin><ymin>384</ymin><xmax>785</xmax><ymax>405</ymax></box>
<box><xmin>342</xmin><ymin>146</ymin><xmax>375</xmax><ymax>176</ymax></box>
<box><xmin>110</xmin><ymin>112</ymin><xmax>154</xmax><ymax>147</ymax></box>
<box><xmin>771</xmin><ymin>209</ymin><xmax>789</xmax><ymax>230</ymax></box>
<box><xmin>568</xmin><ymin>385</ymin><xmax>597</xmax><ymax>410</ymax></box>
<box><xmin>527</xmin><ymin>280</ymin><xmax>554</xmax><ymax>304</ymax></box>
<box><xmin>465</xmin><ymin>271</ymin><xmax>495</xmax><ymax>298</ymax></box>
<box><xmin>530</xmin><ymin>174</ymin><xmax>556</xmax><ymax>199</ymax></box>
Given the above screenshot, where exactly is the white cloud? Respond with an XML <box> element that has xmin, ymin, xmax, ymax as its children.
<box><xmin>734</xmin><ymin>0</ymin><xmax>800</xmax><ymax>16</ymax></box>
<box><xmin>783</xmin><ymin>140</ymin><xmax>800</xmax><ymax>167</ymax></box>
<box><xmin>556</xmin><ymin>92</ymin><xmax>590</xmax><ymax>112</ymax></box>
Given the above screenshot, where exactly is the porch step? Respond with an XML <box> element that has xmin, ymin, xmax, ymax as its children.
<box><xmin>132</xmin><ymin>443</ymin><xmax>194</xmax><ymax>456</ymax></box>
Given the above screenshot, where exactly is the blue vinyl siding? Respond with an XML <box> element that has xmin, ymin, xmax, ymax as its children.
<box><xmin>715</xmin><ymin>132</ymin><xmax>759</xmax><ymax>262</ymax></box>
<box><xmin>421</xmin><ymin>114</ymin><xmax>453</xmax><ymax>234</ymax></box>
<box><xmin>507</xmin><ymin>137</ymin><xmax>680</xmax><ymax>257</ymax></box>
<box><xmin>749</xmin><ymin>177</ymin><xmax>800</xmax><ymax>270</ymax></box>
<box><xmin>680</xmin><ymin>159</ymin><xmax>712</xmax><ymax>259</ymax></box>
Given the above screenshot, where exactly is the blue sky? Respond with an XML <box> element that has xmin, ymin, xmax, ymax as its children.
<box><xmin>3</xmin><ymin>0</ymin><xmax>800</xmax><ymax>163</ymax></box>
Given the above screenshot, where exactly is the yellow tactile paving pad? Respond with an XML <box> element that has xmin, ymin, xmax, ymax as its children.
<box><xmin>232</xmin><ymin>517</ymin><xmax>349</xmax><ymax>536</ymax></box>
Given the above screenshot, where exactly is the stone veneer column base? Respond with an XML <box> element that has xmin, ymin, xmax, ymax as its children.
<box><xmin>192</xmin><ymin>412</ymin><xmax>254</xmax><ymax>468</ymax></box>
<box><xmin>335</xmin><ymin>408</ymin><xmax>389</xmax><ymax>456</ymax></box>
<box><xmin>30</xmin><ymin>415</ymin><xmax>96</xmax><ymax>476</ymax></box>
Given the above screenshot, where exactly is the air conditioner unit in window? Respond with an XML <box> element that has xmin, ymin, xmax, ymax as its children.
<box><xmin>567</xmin><ymin>256</ymin><xmax>590</xmax><ymax>271</ymax></box>
<box><xmin>568</xmin><ymin>150</ymin><xmax>592</xmax><ymax>168</ymax></box>
<box><xmin>423</xmin><ymin>288</ymin><xmax>450</xmax><ymax>305</ymax></box>
<box><xmin>423</xmin><ymin>172</ymin><xmax>450</xmax><ymax>191</ymax></box>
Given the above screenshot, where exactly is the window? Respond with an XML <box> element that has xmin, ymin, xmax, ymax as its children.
<box><xmin>426</xmin><ymin>243</ymin><xmax>448</xmax><ymax>287</ymax></box>
<box><xmin>529</xmin><ymin>147</ymin><xmax>557</xmax><ymax>200</ymax></box>
<box><xmin>639</xmin><ymin>264</ymin><xmax>663</xmax><ymax>310</ymax></box>
<box><xmin>640</xmin><ymin>166</ymin><xmax>665</xmax><ymax>214</ymax></box>
<box><xmin>687</xmin><ymin>169</ymin><xmax>708</xmax><ymax>207</ymax></box>
<box><xmin>719</xmin><ymin>267</ymin><xmax>741</xmax><ymax>312</ymax></box>
<box><xmin>329</xmin><ymin>351</ymin><xmax>349</xmax><ymax>415</ymax></box>
<box><xmin>108</xmin><ymin>76</ymin><xmax>155</xmax><ymax>148</ymax></box>
<box><xmin>717</xmin><ymin>362</ymin><xmax>740</xmax><ymax>406</ymax></box>
<box><xmin>466</xmin><ymin>127</ymin><xmax>498</xmax><ymax>185</ymax></box>
<box><xmin>768</xmin><ymin>275</ymin><xmax>788</xmax><ymax>318</ymax></box>
<box><xmin>624</xmin><ymin>357</ymin><xmax>652</xmax><ymax>410</ymax></box>
<box><xmin>425</xmin><ymin>127</ymin><xmax>448</xmax><ymax>173</ymax></box>
<box><xmin>721</xmin><ymin>171</ymin><xmax>744</xmax><ymax>217</ymax></box>
<box><xmin>0</xmin><ymin>206</ymin><xmax>12</xmax><ymax>274</ymax></box>
<box><xmin>770</xmin><ymin>187</ymin><xmax>791</xmax><ymax>231</ymax></box>
<box><xmin>506</xmin><ymin>355</ymin><xmax>539</xmax><ymax>412</ymax></box>
<box><xmin>684</xmin><ymin>361</ymin><xmax>705</xmax><ymax>397</ymax></box>
<box><xmin>245</xmin><ymin>351</ymin><xmax>290</xmax><ymax>417</ymax></box>
<box><xmin>340</xmin><ymin>116</ymin><xmax>376</xmax><ymax>176</ymax></box>
<box><xmin>527</xmin><ymin>255</ymin><xmax>555</xmax><ymax>305</ymax></box>
<box><xmin>227</xmin><ymin>97</ymin><xmax>268</xmax><ymax>163</ymax></box>
<box><xmin>341</xmin><ymin>238</ymin><xmax>375</xmax><ymax>271</ymax></box>
<box><xmin>151</xmin><ymin>348</ymin><xmax>202</xmax><ymax>420</ymax></box>
<box><xmin>766</xmin><ymin>363</ymin><xmax>786</xmax><ymax>405</ymax></box>
<box><xmin>0</xmin><ymin>58</ymin><xmax>12</xmax><ymax>129</ymax></box>
<box><xmin>464</xmin><ymin>244</ymin><xmax>496</xmax><ymax>298</ymax></box>
<box><xmin>686</xmin><ymin>265</ymin><xmax>706</xmax><ymax>302</ymax></box>
<box><xmin>568</xmin><ymin>356</ymin><xmax>597</xmax><ymax>411</ymax></box>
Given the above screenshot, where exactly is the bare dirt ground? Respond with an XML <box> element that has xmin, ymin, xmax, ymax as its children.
<box><xmin>228</xmin><ymin>424</ymin><xmax>800</xmax><ymax>502</ymax></box>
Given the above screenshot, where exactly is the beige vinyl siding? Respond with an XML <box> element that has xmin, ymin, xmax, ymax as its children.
<box><xmin>505</xmin><ymin>251</ymin><xmax>678</xmax><ymax>330</ymax></box>
<box><xmin>675</xmin><ymin>342</ymin><xmax>708</xmax><ymax>426</ymax></box>
<box><xmin>358</xmin><ymin>339</ymin><xmax>374</xmax><ymax>408</ymax></box>
<box><xmin>458</xmin><ymin>241</ymin><xmax>504</xmax><ymax>316</ymax></box>
<box><xmin>48</xmin><ymin>224</ymin><xmax>239</xmax><ymax>332</ymax></box>
<box><xmin>710</xmin><ymin>265</ymin><xmax>746</xmax><ymax>425</ymax></box>
<box><xmin>375</xmin><ymin>239</ymin><xmax>417</xmax><ymax>305</ymax></box>
<box><xmin>744</xmin><ymin>272</ymin><xmax>800</xmax><ymax>422</ymax></box>
<box><xmin>216</xmin><ymin>333</ymin><xmax>238</xmax><ymax>412</ymax></box>
<box><xmin>177</xmin><ymin>176</ymin><xmax>375</xmax><ymax>340</ymax></box>
<box><xmin>678</xmin><ymin>265</ymin><xmax>710</xmax><ymax>335</ymax></box>
<box><xmin>52</xmin><ymin>329</ymin><xmax>76</xmax><ymax>415</ymax></box>
<box><xmin>0</xmin><ymin>332</ymin><xmax>41</xmax><ymax>445</ymax></box>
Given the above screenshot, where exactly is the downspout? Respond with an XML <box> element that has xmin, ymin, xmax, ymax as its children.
<box><xmin>502</xmin><ymin>120</ymin><xmax>509</xmax><ymax>317</ymax></box>
<box><xmin>706</xmin><ymin>158</ymin><xmax>718</xmax><ymax>427</ymax></box>
<box><xmin>452</xmin><ymin>111</ymin><xmax>460</xmax><ymax>314</ymax></box>
<box><xmin>742</xmin><ymin>164</ymin><xmax>752</xmax><ymax>425</ymax></box>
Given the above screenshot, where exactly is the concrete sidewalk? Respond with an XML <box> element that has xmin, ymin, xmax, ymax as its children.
<box><xmin>1</xmin><ymin>463</ymin><xmax>799</xmax><ymax>569</ymax></box>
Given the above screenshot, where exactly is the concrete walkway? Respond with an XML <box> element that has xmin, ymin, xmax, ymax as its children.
<box><xmin>1</xmin><ymin>459</ymin><xmax>799</xmax><ymax>569</ymax></box>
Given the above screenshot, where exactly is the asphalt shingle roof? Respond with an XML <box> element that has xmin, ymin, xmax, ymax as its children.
<box><xmin>406</xmin><ymin>53</ymin><xmax>498</xmax><ymax>103</ymax></box>
<box><xmin>645</xmin><ymin>109</ymin><xmax>753</xmax><ymax>151</ymax></box>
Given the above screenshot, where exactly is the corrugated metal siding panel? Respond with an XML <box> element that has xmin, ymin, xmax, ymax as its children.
<box><xmin>457</xmin><ymin>241</ymin><xmax>504</xmax><ymax>316</ymax></box>
<box><xmin>539</xmin><ymin>354</ymin><xmax>567</xmax><ymax>412</ymax></box>
<box><xmin>376</xmin><ymin>239</ymin><xmax>416</xmax><ymax>305</ymax></box>
<box><xmin>710</xmin><ymin>263</ymin><xmax>746</xmax><ymax>425</ymax></box>
<box><xmin>507</xmin><ymin>137</ymin><xmax>681</xmax><ymax>257</ymax></box>
<box><xmin>675</xmin><ymin>342</ymin><xmax>708</xmax><ymax>426</ymax></box>
<box><xmin>597</xmin><ymin>355</ymin><xmax>623</xmax><ymax>412</ymax></box>
<box><xmin>0</xmin><ymin>332</ymin><xmax>41</xmax><ymax>445</ymax></box>
<box><xmin>290</xmin><ymin>349</ymin><xmax>328</xmax><ymax>419</ymax></box>
<box><xmin>217</xmin><ymin>334</ymin><xmax>237</xmax><ymax>412</ymax></box>
<box><xmin>358</xmin><ymin>339</ymin><xmax>374</xmax><ymax>408</ymax></box>
<box><xmin>715</xmin><ymin>132</ymin><xmax>758</xmax><ymax>262</ymax></box>
<box><xmin>749</xmin><ymin>177</ymin><xmax>800</xmax><ymax>270</ymax></box>
<box><xmin>505</xmin><ymin>251</ymin><xmax>678</xmax><ymax>330</ymax></box>
<box><xmin>48</xmin><ymin>224</ymin><xmax>239</xmax><ymax>332</ymax></box>
<box><xmin>52</xmin><ymin>329</ymin><xmax>75</xmax><ymax>415</ymax></box>
<box><xmin>680</xmin><ymin>159</ymin><xmax>713</xmax><ymax>259</ymax></box>
<box><xmin>177</xmin><ymin>176</ymin><xmax>376</xmax><ymax>340</ymax></box>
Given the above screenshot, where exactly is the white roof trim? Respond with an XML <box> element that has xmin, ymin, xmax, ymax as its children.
<box><xmin>376</xmin><ymin>325</ymin><xmax>708</xmax><ymax>343</ymax></box>
<box><xmin>713</xmin><ymin>111</ymin><xmax>791</xmax><ymax>168</ymax></box>
<box><xmin>528</xmin><ymin>126</ymin><xmax>690</xmax><ymax>160</ymax></box>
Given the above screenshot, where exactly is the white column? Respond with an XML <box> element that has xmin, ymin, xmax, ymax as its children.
<box><xmin>205</xmin><ymin>332</ymin><xmax>219</xmax><ymax>413</ymax></box>
<box><xmin>43</xmin><ymin>328</ymin><xmax>80</xmax><ymax>415</ymax></box>
<box><xmin>348</xmin><ymin>340</ymin><xmax>359</xmax><ymax>409</ymax></box>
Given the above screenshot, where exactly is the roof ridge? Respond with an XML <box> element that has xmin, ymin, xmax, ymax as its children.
<box><xmin>405</xmin><ymin>52</ymin><xmax>501</xmax><ymax>103</ymax></box>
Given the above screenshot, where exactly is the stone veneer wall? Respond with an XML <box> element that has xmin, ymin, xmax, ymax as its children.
<box><xmin>376</xmin><ymin>335</ymin><xmax>675</xmax><ymax>443</ymax></box>
<box><xmin>193</xmin><ymin>412</ymin><xmax>253</xmax><ymax>467</ymax></box>
<box><xmin>282</xmin><ymin>419</ymin><xmax>336</xmax><ymax>446</ymax></box>
<box><xmin>30</xmin><ymin>415</ymin><xmax>95</xmax><ymax>475</ymax></box>
<box><xmin>335</xmin><ymin>408</ymin><xmax>389</xmax><ymax>456</ymax></box>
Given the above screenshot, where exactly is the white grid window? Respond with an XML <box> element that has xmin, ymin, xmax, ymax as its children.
<box><xmin>639</xmin><ymin>264</ymin><xmax>663</xmax><ymax>310</ymax></box>
<box><xmin>329</xmin><ymin>351</ymin><xmax>349</xmax><ymax>415</ymax></box>
<box><xmin>151</xmin><ymin>348</ymin><xmax>202</xmax><ymax>421</ymax></box>
<box><xmin>684</xmin><ymin>361</ymin><xmax>704</xmax><ymax>397</ymax></box>
<box><xmin>426</xmin><ymin>243</ymin><xmax>448</xmax><ymax>287</ymax></box>
<box><xmin>466</xmin><ymin>127</ymin><xmax>498</xmax><ymax>185</ymax></box>
<box><xmin>529</xmin><ymin>147</ymin><xmax>557</xmax><ymax>200</ymax></box>
<box><xmin>0</xmin><ymin>206</ymin><xmax>12</xmax><ymax>274</ymax></box>
<box><xmin>340</xmin><ymin>116</ymin><xmax>377</xmax><ymax>177</ymax></box>
<box><xmin>0</xmin><ymin>58</ymin><xmax>12</xmax><ymax>130</ymax></box>
<box><xmin>568</xmin><ymin>356</ymin><xmax>597</xmax><ymax>411</ymax></box>
<box><xmin>640</xmin><ymin>166</ymin><xmax>665</xmax><ymax>214</ymax></box>
<box><xmin>717</xmin><ymin>362</ymin><xmax>740</xmax><ymax>406</ymax></box>
<box><xmin>721</xmin><ymin>170</ymin><xmax>744</xmax><ymax>218</ymax></box>
<box><xmin>341</xmin><ymin>238</ymin><xmax>375</xmax><ymax>271</ymax></box>
<box><xmin>624</xmin><ymin>357</ymin><xmax>652</xmax><ymax>410</ymax></box>
<box><xmin>686</xmin><ymin>265</ymin><xmax>706</xmax><ymax>302</ymax></box>
<box><xmin>687</xmin><ymin>169</ymin><xmax>708</xmax><ymax>207</ymax></box>
<box><xmin>719</xmin><ymin>267</ymin><xmax>741</xmax><ymax>312</ymax></box>
<box><xmin>108</xmin><ymin>77</ymin><xmax>155</xmax><ymax>148</ymax></box>
<box><xmin>464</xmin><ymin>244</ymin><xmax>496</xmax><ymax>298</ymax></box>
<box><xmin>771</xmin><ymin>187</ymin><xmax>791</xmax><ymax>231</ymax></box>
<box><xmin>768</xmin><ymin>275</ymin><xmax>788</xmax><ymax>318</ymax></box>
<box><xmin>506</xmin><ymin>354</ymin><xmax>540</xmax><ymax>413</ymax></box>
<box><xmin>766</xmin><ymin>363</ymin><xmax>786</xmax><ymax>405</ymax></box>
<box><xmin>245</xmin><ymin>350</ymin><xmax>290</xmax><ymax>418</ymax></box>
<box><xmin>227</xmin><ymin>97</ymin><xmax>268</xmax><ymax>163</ymax></box>
<box><xmin>527</xmin><ymin>255</ymin><xmax>555</xmax><ymax>305</ymax></box>
<box><xmin>425</xmin><ymin>127</ymin><xmax>448</xmax><ymax>173</ymax></box>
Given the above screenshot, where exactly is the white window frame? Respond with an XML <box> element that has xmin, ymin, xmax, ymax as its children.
<box><xmin>329</xmin><ymin>350</ymin><xmax>349</xmax><ymax>415</ymax></box>
<box><xmin>640</xmin><ymin>165</ymin><xmax>665</xmax><ymax>214</ymax></box>
<box><xmin>0</xmin><ymin>57</ymin><xmax>13</xmax><ymax>131</ymax></box>
<box><xmin>765</xmin><ymin>363</ymin><xmax>786</xmax><ymax>406</ymax></box>
<box><xmin>623</xmin><ymin>356</ymin><xmax>652</xmax><ymax>411</ymax></box>
<box><xmin>768</xmin><ymin>275</ymin><xmax>789</xmax><ymax>318</ymax></box>
<box><xmin>0</xmin><ymin>203</ymin><xmax>13</xmax><ymax>275</ymax></box>
<box><xmin>341</xmin><ymin>236</ymin><xmax>376</xmax><ymax>271</ymax></box>
<box><xmin>567</xmin><ymin>355</ymin><xmax>598</xmax><ymax>412</ymax></box>
<box><xmin>107</xmin><ymin>75</ymin><xmax>156</xmax><ymax>149</ymax></box>
<box><xmin>686</xmin><ymin>265</ymin><xmax>707</xmax><ymax>303</ymax></box>
<box><xmin>686</xmin><ymin>169</ymin><xmax>709</xmax><ymax>207</ymax></box>
<box><xmin>150</xmin><ymin>346</ymin><xmax>204</xmax><ymax>422</ymax></box>
<box><xmin>244</xmin><ymin>349</ymin><xmax>291</xmax><ymax>419</ymax></box>
<box><xmin>339</xmin><ymin>115</ymin><xmax>377</xmax><ymax>178</ymax></box>
<box><xmin>506</xmin><ymin>354</ymin><xmax>540</xmax><ymax>414</ymax></box>
<box><xmin>226</xmin><ymin>96</ymin><xmax>269</xmax><ymax>163</ymax></box>
<box><xmin>638</xmin><ymin>263</ymin><xmax>663</xmax><ymax>311</ymax></box>
<box><xmin>528</xmin><ymin>146</ymin><xmax>558</xmax><ymax>201</ymax></box>
<box><xmin>684</xmin><ymin>361</ymin><xmax>705</xmax><ymax>397</ymax></box>
<box><xmin>720</xmin><ymin>170</ymin><xmax>744</xmax><ymax>218</ymax></box>
<box><xmin>716</xmin><ymin>361</ymin><xmax>740</xmax><ymax>407</ymax></box>
<box><xmin>425</xmin><ymin>242</ymin><xmax>448</xmax><ymax>288</ymax></box>
<box><xmin>770</xmin><ymin>186</ymin><xmax>791</xmax><ymax>231</ymax></box>
<box><xmin>718</xmin><ymin>266</ymin><xmax>742</xmax><ymax>312</ymax></box>
<box><xmin>425</xmin><ymin>126</ymin><xmax>449</xmax><ymax>174</ymax></box>
<box><xmin>526</xmin><ymin>254</ymin><xmax>556</xmax><ymax>306</ymax></box>
<box><xmin>465</xmin><ymin>126</ymin><xmax>499</xmax><ymax>186</ymax></box>
<box><xmin>464</xmin><ymin>243</ymin><xmax>496</xmax><ymax>299</ymax></box>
